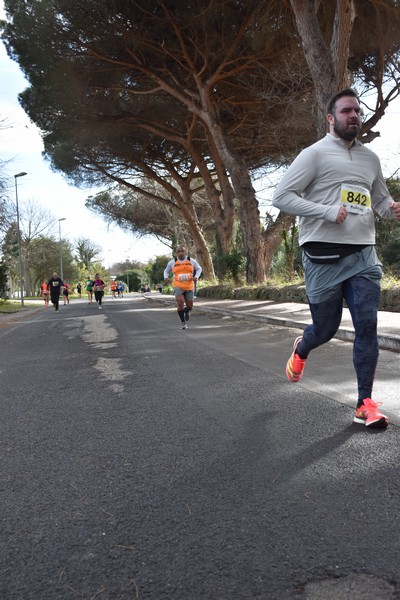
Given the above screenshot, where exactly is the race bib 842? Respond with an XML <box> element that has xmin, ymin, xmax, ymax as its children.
<box><xmin>340</xmin><ymin>184</ymin><xmax>371</xmax><ymax>215</ymax></box>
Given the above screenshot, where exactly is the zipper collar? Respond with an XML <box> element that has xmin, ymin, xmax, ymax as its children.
<box><xmin>326</xmin><ymin>132</ymin><xmax>361</xmax><ymax>149</ymax></box>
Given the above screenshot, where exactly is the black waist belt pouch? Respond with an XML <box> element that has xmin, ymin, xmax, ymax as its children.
<box><xmin>302</xmin><ymin>244</ymin><xmax>368</xmax><ymax>264</ymax></box>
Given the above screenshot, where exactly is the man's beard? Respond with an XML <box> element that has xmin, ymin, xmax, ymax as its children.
<box><xmin>333</xmin><ymin>117</ymin><xmax>360</xmax><ymax>141</ymax></box>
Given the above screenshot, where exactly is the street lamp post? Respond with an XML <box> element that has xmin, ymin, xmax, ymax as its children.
<box><xmin>58</xmin><ymin>218</ymin><xmax>66</xmax><ymax>280</ymax></box>
<box><xmin>14</xmin><ymin>172</ymin><xmax>27</xmax><ymax>305</ymax></box>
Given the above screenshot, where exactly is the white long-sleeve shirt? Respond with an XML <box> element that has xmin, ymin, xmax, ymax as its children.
<box><xmin>164</xmin><ymin>256</ymin><xmax>202</xmax><ymax>280</ymax></box>
<box><xmin>272</xmin><ymin>133</ymin><xmax>394</xmax><ymax>246</ymax></box>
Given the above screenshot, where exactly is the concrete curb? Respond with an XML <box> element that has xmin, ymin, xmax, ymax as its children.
<box><xmin>195</xmin><ymin>305</ymin><xmax>400</xmax><ymax>352</ymax></box>
<box><xmin>144</xmin><ymin>295</ymin><xmax>400</xmax><ymax>353</ymax></box>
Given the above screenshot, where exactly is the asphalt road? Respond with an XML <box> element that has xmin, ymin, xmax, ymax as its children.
<box><xmin>1</xmin><ymin>296</ymin><xmax>400</xmax><ymax>600</ymax></box>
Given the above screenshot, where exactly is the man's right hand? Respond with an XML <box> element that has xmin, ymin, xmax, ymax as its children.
<box><xmin>336</xmin><ymin>205</ymin><xmax>348</xmax><ymax>224</ymax></box>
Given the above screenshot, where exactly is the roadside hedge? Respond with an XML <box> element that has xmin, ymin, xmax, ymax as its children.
<box><xmin>198</xmin><ymin>283</ymin><xmax>400</xmax><ymax>312</ymax></box>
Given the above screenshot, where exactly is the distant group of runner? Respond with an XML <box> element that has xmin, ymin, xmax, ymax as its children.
<box><xmin>40</xmin><ymin>275</ymin><xmax>127</xmax><ymax>311</ymax></box>
<box><xmin>85</xmin><ymin>277</ymin><xmax>126</xmax><ymax>305</ymax></box>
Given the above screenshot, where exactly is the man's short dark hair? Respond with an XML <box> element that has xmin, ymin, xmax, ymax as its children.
<box><xmin>327</xmin><ymin>88</ymin><xmax>359</xmax><ymax>115</ymax></box>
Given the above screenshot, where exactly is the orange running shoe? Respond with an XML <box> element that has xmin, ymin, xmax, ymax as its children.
<box><xmin>354</xmin><ymin>398</ymin><xmax>388</xmax><ymax>428</ymax></box>
<box><xmin>286</xmin><ymin>336</ymin><xmax>306</xmax><ymax>382</ymax></box>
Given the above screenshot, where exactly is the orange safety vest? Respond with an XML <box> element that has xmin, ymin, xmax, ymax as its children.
<box><xmin>172</xmin><ymin>259</ymin><xmax>194</xmax><ymax>291</ymax></box>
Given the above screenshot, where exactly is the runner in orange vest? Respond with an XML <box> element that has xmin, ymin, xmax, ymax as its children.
<box><xmin>41</xmin><ymin>281</ymin><xmax>50</xmax><ymax>307</ymax></box>
<box><xmin>110</xmin><ymin>280</ymin><xmax>118</xmax><ymax>298</ymax></box>
<box><xmin>163</xmin><ymin>245</ymin><xmax>202</xmax><ymax>330</ymax></box>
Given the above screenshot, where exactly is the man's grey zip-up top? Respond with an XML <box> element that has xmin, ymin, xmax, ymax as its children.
<box><xmin>272</xmin><ymin>133</ymin><xmax>394</xmax><ymax>247</ymax></box>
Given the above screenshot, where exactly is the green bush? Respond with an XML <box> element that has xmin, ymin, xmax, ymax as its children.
<box><xmin>221</xmin><ymin>249</ymin><xmax>245</xmax><ymax>284</ymax></box>
<box><xmin>0</xmin><ymin>261</ymin><xmax>9</xmax><ymax>300</ymax></box>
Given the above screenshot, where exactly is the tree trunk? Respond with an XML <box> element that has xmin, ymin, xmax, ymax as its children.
<box><xmin>200</xmin><ymin>110</ymin><xmax>266</xmax><ymax>283</ymax></box>
<box><xmin>231</xmin><ymin>161</ymin><xmax>266</xmax><ymax>284</ymax></box>
<box><xmin>263</xmin><ymin>213</ymin><xmax>295</xmax><ymax>275</ymax></box>
<box><xmin>23</xmin><ymin>246</ymin><xmax>33</xmax><ymax>297</ymax></box>
<box><xmin>179</xmin><ymin>190</ymin><xmax>215</xmax><ymax>280</ymax></box>
<box><xmin>203</xmin><ymin>136</ymin><xmax>236</xmax><ymax>255</ymax></box>
<box><xmin>187</xmin><ymin>133</ymin><xmax>235</xmax><ymax>255</ymax></box>
<box><xmin>289</xmin><ymin>0</ymin><xmax>355</xmax><ymax>136</ymax></box>
<box><xmin>141</xmin><ymin>117</ymin><xmax>236</xmax><ymax>257</ymax></box>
